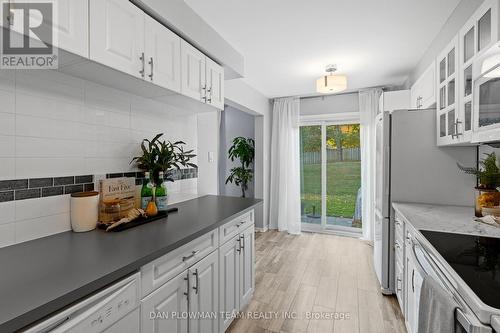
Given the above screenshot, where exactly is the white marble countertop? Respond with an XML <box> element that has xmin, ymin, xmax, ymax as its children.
<box><xmin>392</xmin><ymin>202</ymin><xmax>500</xmax><ymax>238</ymax></box>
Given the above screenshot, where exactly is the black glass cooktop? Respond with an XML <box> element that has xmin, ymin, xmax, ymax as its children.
<box><xmin>421</xmin><ymin>230</ymin><xmax>500</xmax><ymax>309</ymax></box>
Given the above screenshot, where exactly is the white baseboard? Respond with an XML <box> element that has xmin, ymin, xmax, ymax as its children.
<box><xmin>255</xmin><ymin>227</ymin><xmax>268</xmax><ymax>233</ymax></box>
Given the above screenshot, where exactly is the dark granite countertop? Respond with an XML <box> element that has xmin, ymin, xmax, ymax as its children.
<box><xmin>0</xmin><ymin>195</ymin><xmax>262</xmax><ymax>332</ymax></box>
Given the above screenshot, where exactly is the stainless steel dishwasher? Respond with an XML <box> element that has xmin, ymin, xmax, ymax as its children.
<box><xmin>22</xmin><ymin>273</ymin><xmax>141</xmax><ymax>333</ymax></box>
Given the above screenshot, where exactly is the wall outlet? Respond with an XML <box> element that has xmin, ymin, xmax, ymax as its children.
<box><xmin>208</xmin><ymin>151</ymin><xmax>214</xmax><ymax>163</ymax></box>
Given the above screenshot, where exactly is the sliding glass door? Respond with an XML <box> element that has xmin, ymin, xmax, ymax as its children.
<box><xmin>300</xmin><ymin>122</ymin><xmax>362</xmax><ymax>233</ymax></box>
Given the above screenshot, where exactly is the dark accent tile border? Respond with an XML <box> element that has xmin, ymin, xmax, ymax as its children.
<box><xmin>84</xmin><ymin>183</ymin><xmax>95</xmax><ymax>192</ymax></box>
<box><xmin>0</xmin><ymin>179</ymin><xmax>28</xmax><ymax>191</ymax></box>
<box><xmin>0</xmin><ymin>191</ymin><xmax>14</xmax><ymax>202</ymax></box>
<box><xmin>64</xmin><ymin>184</ymin><xmax>83</xmax><ymax>195</ymax></box>
<box><xmin>15</xmin><ymin>189</ymin><xmax>41</xmax><ymax>200</ymax></box>
<box><xmin>0</xmin><ymin>170</ymin><xmax>196</xmax><ymax>203</ymax></box>
<box><xmin>29</xmin><ymin>178</ymin><xmax>53</xmax><ymax>188</ymax></box>
<box><xmin>42</xmin><ymin>186</ymin><xmax>63</xmax><ymax>197</ymax></box>
<box><xmin>75</xmin><ymin>175</ymin><xmax>93</xmax><ymax>184</ymax></box>
<box><xmin>54</xmin><ymin>176</ymin><xmax>74</xmax><ymax>186</ymax></box>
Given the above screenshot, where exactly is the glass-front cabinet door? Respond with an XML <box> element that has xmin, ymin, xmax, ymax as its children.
<box><xmin>457</xmin><ymin>1</ymin><xmax>497</xmax><ymax>143</ymax></box>
<box><xmin>436</xmin><ymin>36</ymin><xmax>459</xmax><ymax>146</ymax></box>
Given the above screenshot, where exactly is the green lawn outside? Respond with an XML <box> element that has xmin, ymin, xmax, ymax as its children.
<box><xmin>300</xmin><ymin>161</ymin><xmax>361</xmax><ymax>218</ymax></box>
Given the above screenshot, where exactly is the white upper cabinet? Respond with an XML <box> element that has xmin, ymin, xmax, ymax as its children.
<box><xmin>144</xmin><ymin>16</ymin><xmax>181</xmax><ymax>93</ymax></box>
<box><xmin>181</xmin><ymin>41</ymin><xmax>207</xmax><ymax>102</ymax></box>
<box><xmin>205</xmin><ymin>57</ymin><xmax>225</xmax><ymax>109</ymax></box>
<box><xmin>181</xmin><ymin>41</ymin><xmax>225</xmax><ymax>110</ymax></box>
<box><xmin>410</xmin><ymin>61</ymin><xmax>435</xmax><ymax>110</ymax></box>
<box><xmin>10</xmin><ymin>0</ymin><xmax>88</xmax><ymax>58</ymax></box>
<box><xmin>436</xmin><ymin>36</ymin><xmax>459</xmax><ymax>146</ymax></box>
<box><xmin>89</xmin><ymin>0</ymin><xmax>145</xmax><ymax>79</ymax></box>
<box><xmin>379</xmin><ymin>90</ymin><xmax>410</xmax><ymax>112</ymax></box>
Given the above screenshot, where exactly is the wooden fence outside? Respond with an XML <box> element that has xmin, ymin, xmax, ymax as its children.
<box><xmin>301</xmin><ymin>148</ymin><xmax>361</xmax><ymax>164</ymax></box>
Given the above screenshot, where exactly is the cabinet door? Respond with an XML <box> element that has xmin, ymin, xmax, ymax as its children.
<box><xmin>410</xmin><ymin>83</ymin><xmax>420</xmax><ymax>109</ymax></box>
<box><xmin>141</xmin><ymin>271</ymin><xmax>188</xmax><ymax>333</ymax></box>
<box><xmin>420</xmin><ymin>61</ymin><xmax>436</xmax><ymax>109</ymax></box>
<box><xmin>10</xmin><ymin>0</ymin><xmax>88</xmax><ymax>58</ymax></box>
<box><xmin>181</xmin><ymin>41</ymin><xmax>206</xmax><ymax>102</ymax></box>
<box><xmin>189</xmin><ymin>250</ymin><xmax>219</xmax><ymax>333</ymax></box>
<box><xmin>205</xmin><ymin>58</ymin><xmax>225</xmax><ymax>109</ymax></box>
<box><xmin>219</xmin><ymin>235</ymin><xmax>241</xmax><ymax>332</ymax></box>
<box><xmin>239</xmin><ymin>226</ymin><xmax>255</xmax><ymax>308</ymax></box>
<box><xmin>405</xmin><ymin>254</ymin><xmax>415</xmax><ymax>333</ymax></box>
<box><xmin>89</xmin><ymin>0</ymin><xmax>145</xmax><ymax>79</ymax></box>
<box><xmin>436</xmin><ymin>37</ymin><xmax>459</xmax><ymax>146</ymax></box>
<box><xmin>144</xmin><ymin>16</ymin><xmax>181</xmax><ymax>93</ymax></box>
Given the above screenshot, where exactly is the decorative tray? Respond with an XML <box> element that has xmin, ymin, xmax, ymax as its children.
<box><xmin>97</xmin><ymin>207</ymin><xmax>178</xmax><ymax>232</ymax></box>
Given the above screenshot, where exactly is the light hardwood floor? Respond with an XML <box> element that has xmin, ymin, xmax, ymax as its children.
<box><xmin>227</xmin><ymin>230</ymin><xmax>407</xmax><ymax>333</ymax></box>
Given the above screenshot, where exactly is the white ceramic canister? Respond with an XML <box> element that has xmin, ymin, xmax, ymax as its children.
<box><xmin>70</xmin><ymin>191</ymin><xmax>99</xmax><ymax>232</ymax></box>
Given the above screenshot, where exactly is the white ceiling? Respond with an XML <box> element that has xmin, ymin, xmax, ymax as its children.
<box><xmin>184</xmin><ymin>0</ymin><xmax>461</xmax><ymax>98</ymax></box>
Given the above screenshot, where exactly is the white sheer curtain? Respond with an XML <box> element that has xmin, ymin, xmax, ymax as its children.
<box><xmin>269</xmin><ymin>97</ymin><xmax>301</xmax><ymax>234</ymax></box>
<box><xmin>359</xmin><ymin>89</ymin><xmax>382</xmax><ymax>242</ymax></box>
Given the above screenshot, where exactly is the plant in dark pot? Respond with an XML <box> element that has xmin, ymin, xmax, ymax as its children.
<box><xmin>458</xmin><ymin>152</ymin><xmax>500</xmax><ymax>217</ymax></box>
<box><xmin>131</xmin><ymin>133</ymin><xmax>197</xmax><ymax>185</ymax></box>
<box><xmin>225</xmin><ymin>137</ymin><xmax>255</xmax><ymax>198</ymax></box>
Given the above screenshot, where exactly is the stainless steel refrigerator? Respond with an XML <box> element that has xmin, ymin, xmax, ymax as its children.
<box><xmin>373</xmin><ymin>108</ymin><xmax>476</xmax><ymax>294</ymax></box>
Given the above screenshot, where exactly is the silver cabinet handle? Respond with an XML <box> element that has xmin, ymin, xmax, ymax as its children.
<box><xmin>395</xmin><ymin>219</ymin><xmax>401</xmax><ymax>226</ymax></box>
<box><xmin>240</xmin><ymin>235</ymin><xmax>245</xmax><ymax>249</ymax></box>
<box><xmin>183</xmin><ymin>272</ymin><xmax>189</xmax><ymax>301</ymax></box>
<box><xmin>139</xmin><ymin>52</ymin><xmax>145</xmax><ymax>78</ymax></box>
<box><xmin>396</xmin><ymin>277</ymin><xmax>402</xmax><ymax>292</ymax></box>
<box><xmin>395</xmin><ymin>240</ymin><xmax>401</xmax><ymax>249</ymax></box>
<box><xmin>182</xmin><ymin>250</ymin><xmax>199</xmax><ymax>261</ymax></box>
<box><xmin>192</xmin><ymin>269</ymin><xmax>199</xmax><ymax>294</ymax></box>
<box><xmin>201</xmin><ymin>85</ymin><xmax>207</xmax><ymax>102</ymax></box>
<box><xmin>412</xmin><ymin>269</ymin><xmax>415</xmax><ymax>292</ymax></box>
<box><xmin>236</xmin><ymin>239</ymin><xmax>241</xmax><ymax>253</ymax></box>
<box><xmin>455</xmin><ymin>120</ymin><xmax>463</xmax><ymax>138</ymax></box>
<box><xmin>148</xmin><ymin>57</ymin><xmax>154</xmax><ymax>81</ymax></box>
<box><xmin>207</xmin><ymin>87</ymin><xmax>212</xmax><ymax>103</ymax></box>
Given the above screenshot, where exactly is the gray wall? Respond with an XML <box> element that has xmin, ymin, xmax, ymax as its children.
<box><xmin>407</xmin><ymin>0</ymin><xmax>484</xmax><ymax>87</ymax></box>
<box><xmin>219</xmin><ymin>106</ymin><xmax>256</xmax><ymax>198</ymax></box>
<box><xmin>300</xmin><ymin>92</ymin><xmax>359</xmax><ymax>116</ymax></box>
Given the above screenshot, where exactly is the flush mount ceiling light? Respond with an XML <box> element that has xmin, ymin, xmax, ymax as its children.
<box><xmin>316</xmin><ymin>64</ymin><xmax>347</xmax><ymax>94</ymax></box>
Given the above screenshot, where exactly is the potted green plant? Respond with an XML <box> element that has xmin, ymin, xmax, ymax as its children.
<box><xmin>131</xmin><ymin>133</ymin><xmax>197</xmax><ymax>185</ymax></box>
<box><xmin>225</xmin><ymin>137</ymin><xmax>255</xmax><ymax>198</ymax></box>
<box><xmin>458</xmin><ymin>152</ymin><xmax>500</xmax><ymax>216</ymax></box>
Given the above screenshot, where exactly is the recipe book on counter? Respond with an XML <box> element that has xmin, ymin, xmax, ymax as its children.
<box><xmin>98</xmin><ymin>177</ymin><xmax>136</xmax><ymax>223</ymax></box>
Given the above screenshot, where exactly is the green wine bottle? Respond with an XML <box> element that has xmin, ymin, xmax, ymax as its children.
<box><xmin>155</xmin><ymin>171</ymin><xmax>168</xmax><ymax>212</ymax></box>
<box><xmin>141</xmin><ymin>172</ymin><xmax>154</xmax><ymax>209</ymax></box>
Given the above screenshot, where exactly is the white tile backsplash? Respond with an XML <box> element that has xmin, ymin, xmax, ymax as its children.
<box><xmin>0</xmin><ymin>112</ymin><xmax>15</xmax><ymax>135</ymax></box>
<box><xmin>0</xmin><ymin>158</ymin><xmax>15</xmax><ymax>180</ymax></box>
<box><xmin>15</xmin><ymin>196</ymin><xmax>70</xmax><ymax>221</ymax></box>
<box><xmin>0</xmin><ymin>202</ymin><xmax>15</xmax><ymax>225</ymax></box>
<box><xmin>0</xmin><ymin>223</ymin><xmax>15</xmax><ymax>247</ymax></box>
<box><xmin>0</xmin><ymin>70</ymin><xmax>199</xmax><ymax>248</ymax></box>
<box><xmin>15</xmin><ymin>213</ymin><xmax>71</xmax><ymax>244</ymax></box>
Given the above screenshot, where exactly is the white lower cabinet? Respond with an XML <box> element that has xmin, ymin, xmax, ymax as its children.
<box><xmin>141</xmin><ymin>271</ymin><xmax>189</xmax><ymax>333</ymax></box>
<box><xmin>141</xmin><ymin>210</ymin><xmax>255</xmax><ymax>333</ymax></box>
<box><xmin>219</xmin><ymin>235</ymin><xmax>241</xmax><ymax>332</ymax></box>
<box><xmin>239</xmin><ymin>226</ymin><xmax>255</xmax><ymax>307</ymax></box>
<box><xmin>188</xmin><ymin>251</ymin><xmax>219</xmax><ymax>333</ymax></box>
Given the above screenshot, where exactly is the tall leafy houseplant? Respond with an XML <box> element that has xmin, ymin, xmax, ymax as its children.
<box><xmin>131</xmin><ymin>133</ymin><xmax>197</xmax><ymax>184</ymax></box>
<box><xmin>225</xmin><ymin>137</ymin><xmax>255</xmax><ymax>198</ymax></box>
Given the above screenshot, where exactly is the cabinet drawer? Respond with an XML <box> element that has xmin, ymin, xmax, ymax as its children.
<box><xmin>141</xmin><ymin>230</ymin><xmax>218</xmax><ymax>297</ymax></box>
<box><xmin>219</xmin><ymin>210</ymin><xmax>254</xmax><ymax>245</ymax></box>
